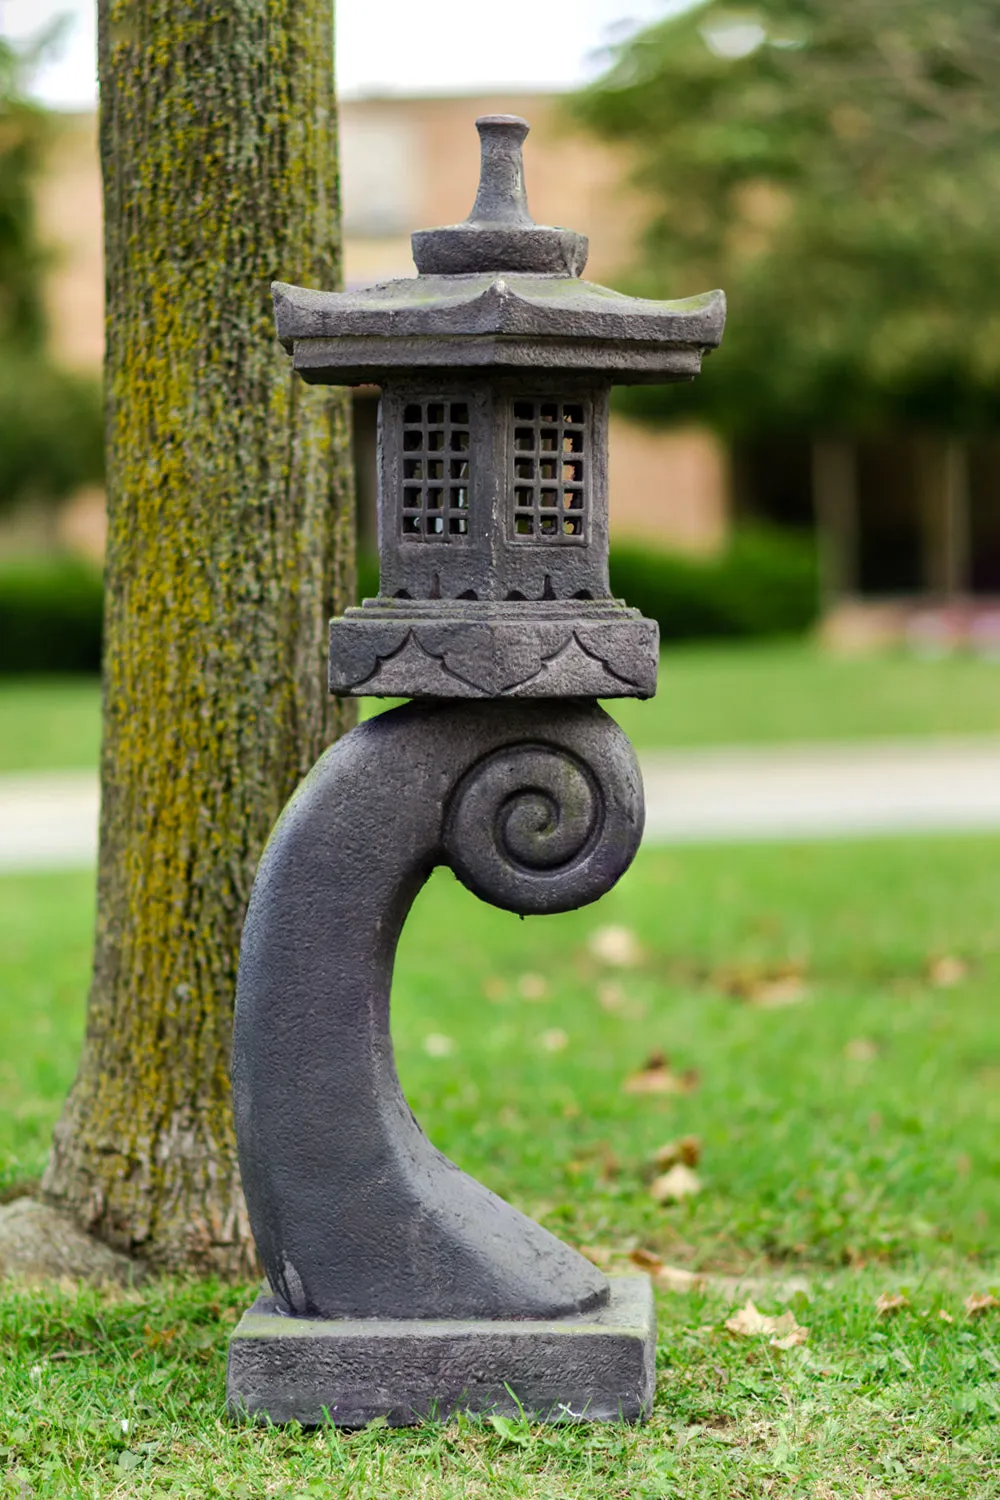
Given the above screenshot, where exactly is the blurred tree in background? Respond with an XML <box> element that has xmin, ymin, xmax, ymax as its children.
<box><xmin>0</xmin><ymin>37</ymin><xmax>49</xmax><ymax>352</ymax></box>
<box><xmin>0</xmin><ymin>31</ymin><xmax>102</xmax><ymax>513</ymax></box>
<box><xmin>575</xmin><ymin>0</ymin><xmax>1000</xmax><ymax>439</ymax></box>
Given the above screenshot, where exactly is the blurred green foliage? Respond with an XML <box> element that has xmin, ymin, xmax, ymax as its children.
<box><xmin>0</xmin><ymin>32</ymin><xmax>103</xmax><ymax>513</ymax></box>
<box><xmin>610</xmin><ymin>525</ymin><xmax>819</xmax><ymax>640</ymax></box>
<box><xmin>0</xmin><ymin>554</ymin><xmax>102</xmax><ymax>673</ymax></box>
<box><xmin>0</xmin><ymin>38</ymin><xmax>50</xmax><ymax>351</ymax></box>
<box><xmin>574</xmin><ymin>0</ymin><xmax>1000</xmax><ymax>436</ymax></box>
<box><xmin>357</xmin><ymin>548</ymin><xmax>380</xmax><ymax>605</ymax></box>
<box><xmin>0</xmin><ymin>357</ymin><xmax>103</xmax><ymax>505</ymax></box>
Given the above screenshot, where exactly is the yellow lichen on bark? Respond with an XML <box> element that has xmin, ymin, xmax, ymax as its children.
<box><xmin>42</xmin><ymin>1</ymin><xmax>355</xmax><ymax>1275</ymax></box>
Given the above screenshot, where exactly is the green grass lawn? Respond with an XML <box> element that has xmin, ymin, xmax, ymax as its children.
<box><xmin>3</xmin><ymin>833</ymin><xmax>1000</xmax><ymax>1495</ymax></box>
<box><xmin>0</xmin><ymin>677</ymin><xmax>102</xmax><ymax>775</ymax></box>
<box><xmin>611</xmin><ymin>642</ymin><xmax>1000</xmax><ymax>751</ymax></box>
<box><xmin>4</xmin><ymin>642</ymin><xmax>1000</xmax><ymax>774</ymax></box>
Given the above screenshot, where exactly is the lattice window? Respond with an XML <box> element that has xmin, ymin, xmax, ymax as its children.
<box><xmin>511</xmin><ymin>399</ymin><xmax>586</xmax><ymax>541</ymax></box>
<box><xmin>401</xmin><ymin>401</ymin><xmax>471</xmax><ymax>538</ymax></box>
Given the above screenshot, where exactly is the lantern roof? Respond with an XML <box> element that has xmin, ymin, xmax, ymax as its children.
<box><xmin>273</xmin><ymin>115</ymin><xmax>725</xmax><ymax>386</ymax></box>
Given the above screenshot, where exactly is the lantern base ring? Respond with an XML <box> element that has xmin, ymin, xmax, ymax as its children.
<box><xmin>227</xmin><ymin>1274</ymin><xmax>655</xmax><ymax>1428</ymax></box>
<box><xmin>329</xmin><ymin>598</ymin><xmax>659</xmax><ymax>698</ymax></box>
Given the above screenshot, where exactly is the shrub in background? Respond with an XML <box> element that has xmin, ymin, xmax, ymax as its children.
<box><xmin>0</xmin><ymin>529</ymin><xmax>817</xmax><ymax>675</ymax></box>
<box><xmin>357</xmin><ymin>550</ymin><xmax>379</xmax><ymax>606</ymax></box>
<box><xmin>0</xmin><ymin>359</ymin><xmax>104</xmax><ymax>515</ymax></box>
<box><xmin>610</xmin><ymin>527</ymin><xmax>819</xmax><ymax>642</ymax></box>
<box><xmin>0</xmin><ymin>554</ymin><xmax>103</xmax><ymax>673</ymax></box>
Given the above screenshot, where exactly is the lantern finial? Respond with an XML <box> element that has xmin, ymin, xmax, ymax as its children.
<box><xmin>468</xmin><ymin>115</ymin><xmax>532</xmax><ymax>226</ymax></box>
<box><xmin>411</xmin><ymin>116</ymin><xmax>589</xmax><ymax>277</ymax></box>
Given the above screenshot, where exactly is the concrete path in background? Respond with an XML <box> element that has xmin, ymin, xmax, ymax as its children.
<box><xmin>0</xmin><ymin>771</ymin><xmax>101</xmax><ymax>872</ymax></box>
<box><xmin>641</xmin><ymin>737</ymin><xmax>1000</xmax><ymax>844</ymax></box>
<box><xmin>3</xmin><ymin>737</ymin><xmax>1000</xmax><ymax>873</ymax></box>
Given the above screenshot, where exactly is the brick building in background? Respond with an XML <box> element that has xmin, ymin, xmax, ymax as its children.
<box><xmin>40</xmin><ymin>94</ymin><xmax>729</xmax><ymax>566</ymax></box>
<box><xmin>29</xmin><ymin>94</ymin><xmax>1000</xmax><ymax>644</ymax></box>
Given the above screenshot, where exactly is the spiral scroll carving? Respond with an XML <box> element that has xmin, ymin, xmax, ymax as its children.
<box><xmin>444</xmin><ymin>736</ymin><xmax>643</xmax><ymax>916</ymax></box>
<box><xmin>234</xmin><ymin>698</ymin><xmax>644</xmax><ymax>1321</ymax></box>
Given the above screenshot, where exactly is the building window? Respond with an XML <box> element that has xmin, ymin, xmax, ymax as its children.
<box><xmin>511</xmin><ymin>399</ymin><xmax>587</xmax><ymax>541</ymax></box>
<box><xmin>401</xmin><ymin>401</ymin><xmax>471</xmax><ymax>538</ymax></box>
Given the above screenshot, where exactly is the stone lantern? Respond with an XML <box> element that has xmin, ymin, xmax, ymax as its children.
<box><xmin>272</xmin><ymin>115</ymin><xmax>723</xmax><ymax>700</ymax></box>
<box><xmin>227</xmin><ymin>117</ymin><xmax>724</xmax><ymax>1428</ymax></box>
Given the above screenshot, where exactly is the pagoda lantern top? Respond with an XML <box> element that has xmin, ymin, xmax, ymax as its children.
<box><xmin>273</xmin><ymin>115</ymin><xmax>726</xmax><ymax>701</ymax></box>
<box><xmin>274</xmin><ymin>116</ymin><xmax>724</xmax><ymax>387</ymax></box>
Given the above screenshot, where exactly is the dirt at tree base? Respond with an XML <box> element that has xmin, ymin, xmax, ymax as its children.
<box><xmin>0</xmin><ymin>1197</ymin><xmax>145</xmax><ymax>1287</ymax></box>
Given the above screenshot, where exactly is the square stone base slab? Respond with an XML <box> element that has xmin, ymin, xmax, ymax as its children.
<box><xmin>226</xmin><ymin>1274</ymin><xmax>655</xmax><ymax>1428</ymax></box>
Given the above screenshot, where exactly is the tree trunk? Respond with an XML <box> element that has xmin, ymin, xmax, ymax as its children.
<box><xmin>941</xmin><ymin>440</ymin><xmax>970</xmax><ymax>600</ymax></box>
<box><xmin>916</xmin><ymin>435</ymin><xmax>970</xmax><ymax>600</ymax></box>
<box><xmin>811</xmin><ymin>438</ymin><xmax>857</xmax><ymax>606</ymax></box>
<box><xmin>41</xmin><ymin>1</ymin><xmax>354</xmax><ymax>1276</ymax></box>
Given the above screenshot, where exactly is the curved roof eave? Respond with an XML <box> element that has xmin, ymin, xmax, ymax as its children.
<box><xmin>273</xmin><ymin>276</ymin><xmax>726</xmax><ymax>353</ymax></box>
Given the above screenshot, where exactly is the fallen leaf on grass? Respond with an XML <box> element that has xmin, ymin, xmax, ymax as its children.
<box><xmin>927</xmin><ymin>954</ymin><xmax>968</xmax><ymax>988</ymax></box>
<box><xmin>965</xmin><ymin>1292</ymin><xmax>999</xmax><ymax>1317</ymax></box>
<box><xmin>725</xmin><ymin>1299</ymin><xmax>808</xmax><ymax>1347</ymax></box>
<box><xmin>579</xmin><ymin>1247</ymin><xmax>812</xmax><ymax>1304</ymax></box>
<box><xmin>598</xmin><ymin>1149</ymin><xmax>620</xmax><ymax>1182</ymax></box>
<box><xmin>597</xmin><ymin>981</ymin><xmax>627</xmax><ymax>1012</ymax></box>
<box><xmin>750</xmin><ymin>976</ymin><xmax>809</xmax><ymax>1009</ymax></box>
<box><xmin>652</xmin><ymin>1135</ymin><xmax>702</xmax><ymax>1170</ymax></box>
<box><xmin>629</xmin><ymin>1247</ymin><xmax>665</xmax><ymax>1273</ymax></box>
<box><xmin>423</xmin><ymin>1033</ymin><xmax>455</xmax><ymax>1058</ymax></box>
<box><xmin>875</xmin><ymin>1292</ymin><xmax>909</xmax><ymax>1317</ymax></box>
<box><xmin>713</xmin><ymin>961</ymin><xmax>809</xmax><ymax>1008</ymax></box>
<box><xmin>938</xmin><ymin>1309</ymin><xmax>954</xmax><ymax>1324</ymax></box>
<box><xmin>623</xmin><ymin>1051</ymin><xmax>700</xmax><ymax>1096</ymax></box>
<box><xmin>769</xmin><ymin>1329</ymin><xmax>808</xmax><ymax>1351</ymax></box>
<box><xmin>596</xmin><ymin>982</ymin><xmax>647</xmax><ymax>1020</ymax></box>
<box><xmin>517</xmin><ymin>973</ymin><xmax>548</xmax><ymax>1001</ymax></box>
<box><xmin>143</xmin><ymin>1324</ymin><xmax>177</xmax><ymax>1351</ymax></box>
<box><xmin>650</xmin><ymin>1163</ymin><xmax>701</xmax><ymax>1203</ymax></box>
<box><xmin>629</xmin><ymin>1248</ymin><xmax>704</xmax><ymax>1292</ymax></box>
<box><xmin>654</xmin><ymin>1265</ymin><xmax>705</xmax><ymax>1293</ymax></box>
<box><xmin>844</xmin><ymin>1038</ymin><xmax>879</xmax><ymax>1061</ymax></box>
<box><xmin>579</xmin><ymin>1245</ymin><xmax>615</xmax><ymax>1270</ymax></box>
<box><xmin>588</xmin><ymin>925</ymin><xmax>643</xmax><ymax>968</ymax></box>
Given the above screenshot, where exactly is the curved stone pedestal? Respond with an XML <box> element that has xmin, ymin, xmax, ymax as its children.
<box><xmin>226</xmin><ymin>700</ymin><xmax>653</xmax><ymax>1426</ymax></box>
<box><xmin>227</xmin><ymin>1275</ymin><xmax>655</xmax><ymax>1428</ymax></box>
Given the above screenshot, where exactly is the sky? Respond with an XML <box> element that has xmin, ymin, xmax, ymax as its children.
<box><xmin>0</xmin><ymin>0</ymin><xmax>691</xmax><ymax>110</ymax></box>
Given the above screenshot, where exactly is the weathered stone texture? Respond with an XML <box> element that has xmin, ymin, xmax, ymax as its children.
<box><xmin>227</xmin><ymin>1276</ymin><xmax>656</xmax><ymax>1428</ymax></box>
